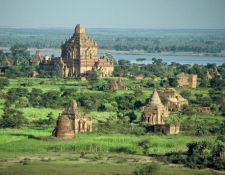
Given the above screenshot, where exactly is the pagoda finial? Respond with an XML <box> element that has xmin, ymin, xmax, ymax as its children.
<box><xmin>75</xmin><ymin>24</ymin><xmax>85</xmax><ymax>34</ymax></box>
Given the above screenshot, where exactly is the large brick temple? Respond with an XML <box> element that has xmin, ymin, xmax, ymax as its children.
<box><xmin>40</xmin><ymin>24</ymin><xmax>114</xmax><ymax>78</ymax></box>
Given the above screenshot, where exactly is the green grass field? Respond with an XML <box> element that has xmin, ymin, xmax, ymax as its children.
<box><xmin>0</xmin><ymin>153</ymin><xmax>221</xmax><ymax>175</ymax></box>
<box><xmin>0</xmin><ymin>128</ymin><xmax>216</xmax><ymax>158</ymax></box>
<box><xmin>0</xmin><ymin>77</ymin><xmax>224</xmax><ymax>174</ymax></box>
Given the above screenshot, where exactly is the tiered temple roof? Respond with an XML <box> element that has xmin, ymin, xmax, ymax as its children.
<box><xmin>142</xmin><ymin>89</ymin><xmax>169</xmax><ymax>125</ymax></box>
<box><xmin>40</xmin><ymin>24</ymin><xmax>114</xmax><ymax>78</ymax></box>
<box><xmin>158</xmin><ymin>88</ymin><xmax>188</xmax><ymax>112</ymax></box>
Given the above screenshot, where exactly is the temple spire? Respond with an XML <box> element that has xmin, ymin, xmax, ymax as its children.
<box><xmin>150</xmin><ymin>89</ymin><xmax>162</xmax><ymax>105</ymax></box>
<box><xmin>68</xmin><ymin>100</ymin><xmax>77</xmax><ymax>112</ymax></box>
<box><xmin>75</xmin><ymin>24</ymin><xmax>85</xmax><ymax>34</ymax></box>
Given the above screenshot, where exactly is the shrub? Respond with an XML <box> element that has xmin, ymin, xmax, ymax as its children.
<box><xmin>0</xmin><ymin>107</ymin><xmax>27</xmax><ymax>128</ymax></box>
<box><xmin>138</xmin><ymin>139</ymin><xmax>150</xmax><ymax>155</ymax></box>
<box><xmin>110</xmin><ymin>146</ymin><xmax>136</xmax><ymax>154</ymax></box>
<box><xmin>134</xmin><ymin>163</ymin><xmax>159</xmax><ymax>175</ymax></box>
<box><xmin>41</xmin><ymin>90</ymin><xmax>62</xmax><ymax>108</ymax></box>
<box><xmin>0</xmin><ymin>78</ymin><xmax>9</xmax><ymax>90</ymax></box>
<box><xmin>168</xmin><ymin>77</ymin><xmax>178</xmax><ymax>87</ymax></box>
<box><xmin>86</xmin><ymin>70</ymin><xmax>98</xmax><ymax>84</ymax></box>
<box><xmin>180</xmin><ymin>90</ymin><xmax>191</xmax><ymax>100</ymax></box>
<box><xmin>15</xmin><ymin>97</ymin><xmax>30</xmax><ymax>108</ymax></box>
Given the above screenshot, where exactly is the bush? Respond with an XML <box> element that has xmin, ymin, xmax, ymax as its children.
<box><xmin>86</xmin><ymin>70</ymin><xmax>98</xmax><ymax>84</ymax></box>
<box><xmin>92</xmin><ymin>79</ymin><xmax>111</xmax><ymax>91</ymax></box>
<box><xmin>15</xmin><ymin>97</ymin><xmax>30</xmax><ymax>108</ymax></box>
<box><xmin>180</xmin><ymin>90</ymin><xmax>191</xmax><ymax>100</ymax></box>
<box><xmin>110</xmin><ymin>146</ymin><xmax>136</xmax><ymax>154</ymax></box>
<box><xmin>41</xmin><ymin>90</ymin><xmax>62</xmax><ymax>108</ymax></box>
<box><xmin>0</xmin><ymin>107</ymin><xmax>27</xmax><ymax>128</ymax></box>
<box><xmin>99</xmin><ymin>103</ymin><xmax>117</xmax><ymax>112</ymax></box>
<box><xmin>168</xmin><ymin>77</ymin><xmax>178</xmax><ymax>87</ymax></box>
<box><xmin>134</xmin><ymin>163</ymin><xmax>159</xmax><ymax>175</ymax></box>
<box><xmin>5</xmin><ymin>88</ymin><xmax>29</xmax><ymax>105</ymax></box>
<box><xmin>116</xmin><ymin>94</ymin><xmax>136</xmax><ymax>111</ymax></box>
<box><xmin>28</xmin><ymin>88</ymin><xmax>43</xmax><ymax>107</ymax></box>
<box><xmin>138</xmin><ymin>139</ymin><xmax>150</xmax><ymax>155</ymax></box>
<box><xmin>182</xmin><ymin>105</ymin><xmax>195</xmax><ymax>115</ymax></box>
<box><xmin>32</xmin><ymin>112</ymin><xmax>55</xmax><ymax>127</ymax></box>
<box><xmin>97</xmin><ymin>119</ymin><xmax>146</xmax><ymax>135</ymax></box>
<box><xmin>0</xmin><ymin>78</ymin><xmax>9</xmax><ymax>90</ymax></box>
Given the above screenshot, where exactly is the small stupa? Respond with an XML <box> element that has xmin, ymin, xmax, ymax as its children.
<box><xmin>142</xmin><ymin>89</ymin><xmax>169</xmax><ymax>125</ymax></box>
<box><xmin>142</xmin><ymin>89</ymin><xmax>179</xmax><ymax>135</ymax></box>
<box><xmin>52</xmin><ymin>100</ymin><xmax>92</xmax><ymax>139</ymax></box>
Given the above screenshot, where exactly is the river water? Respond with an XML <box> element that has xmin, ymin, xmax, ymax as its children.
<box><xmin>32</xmin><ymin>50</ymin><xmax>225</xmax><ymax>65</ymax></box>
<box><xmin>112</xmin><ymin>53</ymin><xmax>225</xmax><ymax>65</ymax></box>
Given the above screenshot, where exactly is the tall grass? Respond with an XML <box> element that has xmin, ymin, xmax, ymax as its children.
<box><xmin>20</xmin><ymin>107</ymin><xmax>62</xmax><ymax>121</ymax></box>
<box><xmin>0</xmin><ymin>128</ymin><xmax>215</xmax><ymax>158</ymax></box>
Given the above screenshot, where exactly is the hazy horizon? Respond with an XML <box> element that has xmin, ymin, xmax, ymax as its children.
<box><xmin>0</xmin><ymin>0</ymin><xmax>225</xmax><ymax>29</ymax></box>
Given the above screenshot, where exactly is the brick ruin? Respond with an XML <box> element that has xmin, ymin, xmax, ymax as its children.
<box><xmin>158</xmin><ymin>88</ymin><xmax>188</xmax><ymax>112</ymax></box>
<box><xmin>31</xmin><ymin>50</ymin><xmax>43</xmax><ymax>66</ymax></box>
<box><xmin>53</xmin><ymin>100</ymin><xmax>92</xmax><ymax>139</ymax></box>
<box><xmin>142</xmin><ymin>89</ymin><xmax>180</xmax><ymax>135</ymax></box>
<box><xmin>204</xmin><ymin>67</ymin><xmax>222</xmax><ymax>80</ymax></box>
<box><xmin>176</xmin><ymin>72</ymin><xmax>197</xmax><ymax>88</ymax></box>
<box><xmin>29</xmin><ymin>71</ymin><xmax>39</xmax><ymax>77</ymax></box>
<box><xmin>110</xmin><ymin>79</ymin><xmax>127</xmax><ymax>90</ymax></box>
<box><xmin>204</xmin><ymin>71</ymin><xmax>213</xmax><ymax>80</ymax></box>
<box><xmin>39</xmin><ymin>24</ymin><xmax>114</xmax><ymax>78</ymax></box>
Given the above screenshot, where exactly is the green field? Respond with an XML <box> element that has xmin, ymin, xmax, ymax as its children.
<box><xmin>0</xmin><ymin>77</ymin><xmax>224</xmax><ymax>174</ymax></box>
<box><xmin>0</xmin><ymin>153</ymin><xmax>221</xmax><ymax>175</ymax></box>
<box><xmin>0</xmin><ymin>128</ymin><xmax>216</xmax><ymax>158</ymax></box>
<box><xmin>0</xmin><ymin>128</ymin><xmax>221</xmax><ymax>174</ymax></box>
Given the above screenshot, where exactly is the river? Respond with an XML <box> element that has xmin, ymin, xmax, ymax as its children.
<box><xmin>31</xmin><ymin>50</ymin><xmax>225</xmax><ymax>65</ymax></box>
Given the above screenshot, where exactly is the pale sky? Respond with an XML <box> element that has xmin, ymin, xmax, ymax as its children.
<box><xmin>0</xmin><ymin>0</ymin><xmax>225</xmax><ymax>29</ymax></box>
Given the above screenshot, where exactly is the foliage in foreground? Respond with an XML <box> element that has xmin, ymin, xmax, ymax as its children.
<box><xmin>134</xmin><ymin>163</ymin><xmax>159</xmax><ymax>175</ymax></box>
<box><xmin>164</xmin><ymin>136</ymin><xmax>225</xmax><ymax>170</ymax></box>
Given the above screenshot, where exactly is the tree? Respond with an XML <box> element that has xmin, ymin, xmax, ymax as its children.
<box><xmin>15</xmin><ymin>97</ymin><xmax>30</xmax><ymax>108</ymax></box>
<box><xmin>5</xmin><ymin>88</ymin><xmax>29</xmax><ymax>106</ymax></box>
<box><xmin>127</xmin><ymin>111</ymin><xmax>137</xmax><ymax>122</ymax></box>
<box><xmin>41</xmin><ymin>90</ymin><xmax>61</xmax><ymax>108</ymax></box>
<box><xmin>0</xmin><ymin>107</ymin><xmax>26</xmax><ymax>128</ymax></box>
<box><xmin>0</xmin><ymin>78</ymin><xmax>9</xmax><ymax>90</ymax></box>
<box><xmin>199</xmin><ymin>79</ymin><xmax>209</xmax><ymax>88</ymax></box>
<box><xmin>210</xmin><ymin>78</ymin><xmax>225</xmax><ymax>90</ymax></box>
<box><xmin>118</xmin><ymin>59</ymin><xmax>131</xmax><ymax>66</ymax></box>
<box><xmin>116</xmin><ymin>94</ymin><xmax>136</xmax><ymax>111</ymax></box>
<box><xmin>165</xmin><ymin>114</ymin><xmax>182</xmax><ymax>126</ymax></box>
<box><xmin>134</xmin><ymin>89</ymin><xmax>144</xmax><ymax>97</ymax></box>
<box><xmin>0</xmin><ymin>50</ymin><xmax>4</xmax><ymax>61</ymax></box>
<box><xmin>159</xmin><ymin>79</ymin><xmax>169</xmax><ymax>87</ymax></box>
<box><xmin>180</xmin><ymin>90</ymin><xmax>191</xmax><ymax>100</ymax></box>
<box><xmin>45</xmin><ymin>112</ymin><xmax>55</xmax><ymax>126</ymax></box>
<box><xmin>209</xmin><ymin>90</ymin><xmax>224</xmax><ymax>105</ymax></box>
<box><xmin>168</xmin><ymin>77</ymin><xmax>178</xmax><ymax>87</ymax></box>
<box><xmin>29</xmin><ymin>88</ymin><xmax>43</xmax><ymax>107</ymax></box>
<box><xmin>86</xmin><ymin>70</ymin><xmax>98</xmax><ymax>84</ymax></box>
<box><xmin>10</xmin><ymin>44</ymin><xmax>30</xmax><ymax>65</ymax></box>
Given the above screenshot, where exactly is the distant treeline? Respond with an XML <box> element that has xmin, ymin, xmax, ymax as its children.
<box><xmin>0</xmin><ymin>28</ymin><xmax>225</xmax><ymax>53</ymax></box>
